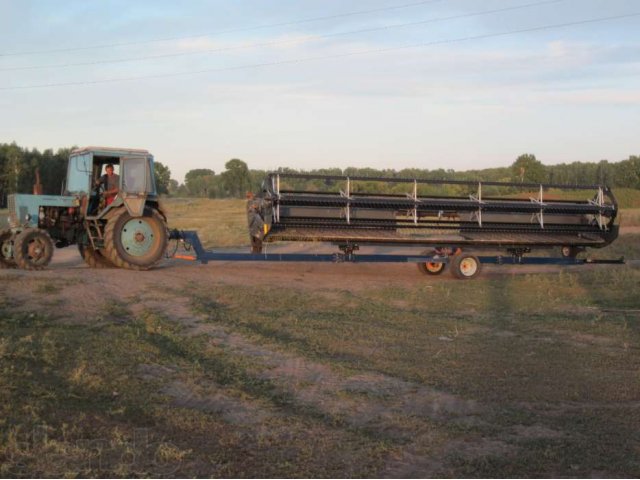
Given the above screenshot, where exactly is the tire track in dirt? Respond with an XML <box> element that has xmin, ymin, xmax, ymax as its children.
<box><xmin>138</xmin><ymin>287</ymin><xmax>563</xmax><ymax>477</ymax></box>
<box><xmin>1</xmin><ymin>249</ymin><xmax>609</xmax><ymax>476</ymax></box>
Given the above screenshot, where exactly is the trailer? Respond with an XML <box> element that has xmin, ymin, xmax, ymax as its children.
<box><xmin>167</xmin><ymin>173</ymin><xmax>624</xmax><ymax>280</ymax></box>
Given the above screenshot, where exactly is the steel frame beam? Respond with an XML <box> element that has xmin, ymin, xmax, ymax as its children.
<box><xmin>170</xmin><ymin>230</ymin><xmax>624</xmax><ymax>267</ymax></box>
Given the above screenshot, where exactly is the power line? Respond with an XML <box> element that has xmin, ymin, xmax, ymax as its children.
<box><xmin>0</xmin><ymin>0</ymin><xmax>563</xmax><ymax>72</ymax></box>
<box><xmin>0</xmin><ymin>0</ymin><xmax>446</xmax><ymax>57</ymax></box>
<box><xmin>2</xmin><ymin>12</ymin><xmax>638</xmax><ymax>91</ymax></box>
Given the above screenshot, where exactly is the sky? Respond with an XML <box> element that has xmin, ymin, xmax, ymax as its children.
<box><xmin>1</xmin><ymin>0</ymin><xmax>639</xmax><ymax>183</ymax></box>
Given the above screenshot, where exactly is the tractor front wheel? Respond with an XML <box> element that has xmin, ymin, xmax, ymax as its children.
<box><xmin>104</xmin><ymin>208</ymin><xmax>168</xmax><ymax>270</ymax></box>
<box><xmin>0</xmin><ymin>228</ymin><xmax>16</xmax><ymax>269</ymax></box>
<box><xmin>13</xmin><ymin>228</ymin><xmax>54</xmax><ymax>270</ymax></box>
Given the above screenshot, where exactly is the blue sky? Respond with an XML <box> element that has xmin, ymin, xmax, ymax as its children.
<box><xmin>1</xmin><ymin>0</ymin><xmax>639</xmax><ymax>183</ymax></box>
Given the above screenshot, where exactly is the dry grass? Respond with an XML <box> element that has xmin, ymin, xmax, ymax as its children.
<box><xmin>2</xmin><ymin>257</ymin><xmax>640</xmax><ymax>476</ymax></box>
<box><xmin>618</xmin><ymin>208</ymin><xmax>640</xmax><ymax>227</ymax></box>
<box><xmin>160</xmin><ymin>198</ymin><xmax>248</xmax><ymax>248</ymax></box>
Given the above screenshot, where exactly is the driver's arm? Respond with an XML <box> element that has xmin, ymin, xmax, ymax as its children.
<box><xmin>94</xmin><ymin>174</ymin><xmax>107</xmax><ymax>187</ymax></box>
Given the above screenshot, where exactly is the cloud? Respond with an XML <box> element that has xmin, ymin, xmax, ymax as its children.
<box><xmin>169</xmin><ymin>33</ymin><xmax>334</xmax><ymax>54</ymax></box>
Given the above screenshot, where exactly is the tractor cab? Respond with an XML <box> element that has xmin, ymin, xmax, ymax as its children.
<box><xmin>66</xmin><ymin>146</ymin><xmax>157</xmax><ymax>219</ymax></box>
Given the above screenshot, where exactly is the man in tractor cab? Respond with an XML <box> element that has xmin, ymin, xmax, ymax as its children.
<box><xmin>97</xmin><ymin>163</ymin><xmax>120</xmax><ymax>206</ymax></box>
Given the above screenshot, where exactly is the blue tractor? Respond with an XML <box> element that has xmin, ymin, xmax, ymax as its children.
<box><xmin>0</xmin><ymin>146</ymin><xmax>168</xmax><ymax>270</ymax></box>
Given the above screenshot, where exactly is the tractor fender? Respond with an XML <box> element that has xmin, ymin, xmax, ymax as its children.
<box><xmin>122</xmin><ymin>195</ymin><xmax>147</xmax><ymax>218</ymax></box>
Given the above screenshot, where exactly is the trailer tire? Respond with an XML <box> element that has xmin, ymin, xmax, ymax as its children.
<box><xmin>0</xmin><ymin>228</ymin><xmax>16</xmax><ymax>269</ymax></box>
<box><xmin>417</xmin><ymin>250</ymin><xmax>446</xmax><ymax>275</ymax></box>
<box><xmin>13</xmin><ymin>228</ymin><xmax>54</xmax><ymax>270</ymax></box>
<box><xmin>78</xmin><ymin>243</ymin><xmax>114</xmax><ymax>268</ymax></box>
<box><xmin>450</xmin><ymin>254</ymin><xmax>481</xmax><ymax>280</ymax></box>
<box><xmin>104</xmin><ymin>207</ymin><xmax>168</xmax><ymax>270</ymax></box>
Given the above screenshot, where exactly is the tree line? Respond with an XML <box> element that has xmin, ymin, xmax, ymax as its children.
<box><xmin>1</xmin><ymin>142</ymin><xmax>638</xmax><ymax>206</ymax></box>
<box><xmin>178</xmin><ymin>153</ymin><xmax>639</xmax><ymax>198</ymax></box>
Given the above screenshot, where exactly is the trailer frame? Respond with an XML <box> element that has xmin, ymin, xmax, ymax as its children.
<box><xmin>168</xmin><ymin>230</ymin><xmax>624</xmax><ymax>280</ymax></box>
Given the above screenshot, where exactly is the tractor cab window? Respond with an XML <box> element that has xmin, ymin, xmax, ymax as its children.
<box><xmin>122</xmin><ymin>157</ymin><xmax>154</xmax><ymax>194</ymax></box>
<box><xmin>67</xmin><ymin>153</ymin><xmax>93</xmax><ymax>193</ymax></box>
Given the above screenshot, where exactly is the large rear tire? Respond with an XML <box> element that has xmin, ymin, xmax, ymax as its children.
<box><xmin>13</xmin><ymin>228</ymin><xmax>54</xmax><ymax>270</ymax></box>
<box><xmin>0</xmin><ymin>228</ymin><xmax>16</xmax><ymax>269</ymax></box>
<box><xmin>78</xmin><ymin>243</ymin><xmax>114</xmax><ymax>268</ymax></box>
<box><xmin>104</xmin><ymin>208</ymin><xmax>168</xmax><ymax>270</ymax></box>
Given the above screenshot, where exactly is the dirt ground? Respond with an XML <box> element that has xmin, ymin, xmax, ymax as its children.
<box><xmin>2</xmin><ymin>240</ymin><xmax>640</xmax><ymax>477</ymax></box>
<box><xmin>2</xmin><ymin>242</ymin><xmax>617</xmax><ymax>295</ymax></box>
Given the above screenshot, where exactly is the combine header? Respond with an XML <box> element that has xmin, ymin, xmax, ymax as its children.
<box><xmin>237</xmin><ymin>173</ymin><xmax>621</xmax><ymax>279</ymax></box>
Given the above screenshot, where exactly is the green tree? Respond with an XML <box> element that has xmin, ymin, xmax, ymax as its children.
<box><xmin>614</xmin><ymin>156</ymin><xmax>640</xmax><ymax>188</ymax></box>
<box><xmin>184</xmin><ymin>168</ymin><xmax>216</xmax><ymax>197</ymax></box>
<box><xmin>2</xmin><ymin>143</ymin><xmax>23</xmax><ymax>195</ymax></box>
<box><xmin>221</xmin><ymin>159</ymin><xmax>251</xmax><ymax>198</ymax></box>
<box><xmin>168</xmin><ymin>179</ymin><xmax>180</xmax><ymax>195</ymax></box>
<box><xmin>153</xmin><ymin>161</ymin><xmax>172</xmax><ymax>195</ymax></box>
<box><xmin>511</xmin><ymin>154</ymin><xmax>546</xmax><ymax>183</ymax></box>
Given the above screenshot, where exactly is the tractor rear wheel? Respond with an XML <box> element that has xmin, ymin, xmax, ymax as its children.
<box><xmin>0</xmin><ymin>229</ymin><xmax>16</xmax><ymax>269</ymax></box>
<box><xmin>417</xmin><ymin>249</ymin><xmax>445</xmax><ymax>275</ymax></box>
<box><xmin>13</xmin><ymin>228</ymin><xmax>54</xmax><ymax>270</ymax></box>
<box><xmin>78</xmin><ymin>243</ymin><xmax>114</xmax><ymax>268</ymax></box>
<box><xmin>104</xmin><ymin>208</ymin><xmax>168</xmax><ymax>270</ymax></box>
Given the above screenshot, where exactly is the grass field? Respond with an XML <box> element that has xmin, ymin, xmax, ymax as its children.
<box><xmin>161</xmin><ymin>198</ymin><xmax>249</xmax><ymax>247</ymax></box>
<box><xmin>1</xmin><ymin>196</ymin><xmax>640</xmax><ymax>477</ymax></box>
<box><xmin>1</xmin><ymin>258</ymin><xmax>640</xmax><ymax>476</ymax></box>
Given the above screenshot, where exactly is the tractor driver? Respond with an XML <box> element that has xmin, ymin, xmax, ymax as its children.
<box><xmin>96</xmin><ymin>163</ymin><xmax>120</xmax><ymax>206</ymax></box>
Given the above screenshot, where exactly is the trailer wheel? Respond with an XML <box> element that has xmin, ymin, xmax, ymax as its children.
<box><xmin>13</xmin><ymin>228</ymin><xmax>54</xmax><ymax>270</ymax></box>
<box><xmin>450</xmin><ymin>254</ymin><xmax>481</xmax><ymax>280</ymax></box>
<box><xmin>104</xmin><ymin>208</ymin><xmax>168</xmax><ymax>270</ymax></box>
<box><xmin>561</xmin><ymin>245</ymin><xmax>579</xmax><ymax>258</ymax></box>
<box><xmin>417</xmin><ymin>250</ymin><xmax>445</xmax><ymax>275</ymax></box>
<box><xmin>78</xmin><ymin>243</ymin><xmax>114</xmax><ymax>268</ymax></box>
<box><xmin>0</xmin><ymin>229</ymin><xmax>16</xmax><ymax>268</ymax></box>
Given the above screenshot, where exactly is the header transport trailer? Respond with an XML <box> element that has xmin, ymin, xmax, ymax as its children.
<box><xmin>172</xmin><ymin>172</ymin><xmax>623</xmax><ymax>280</ymax></box>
